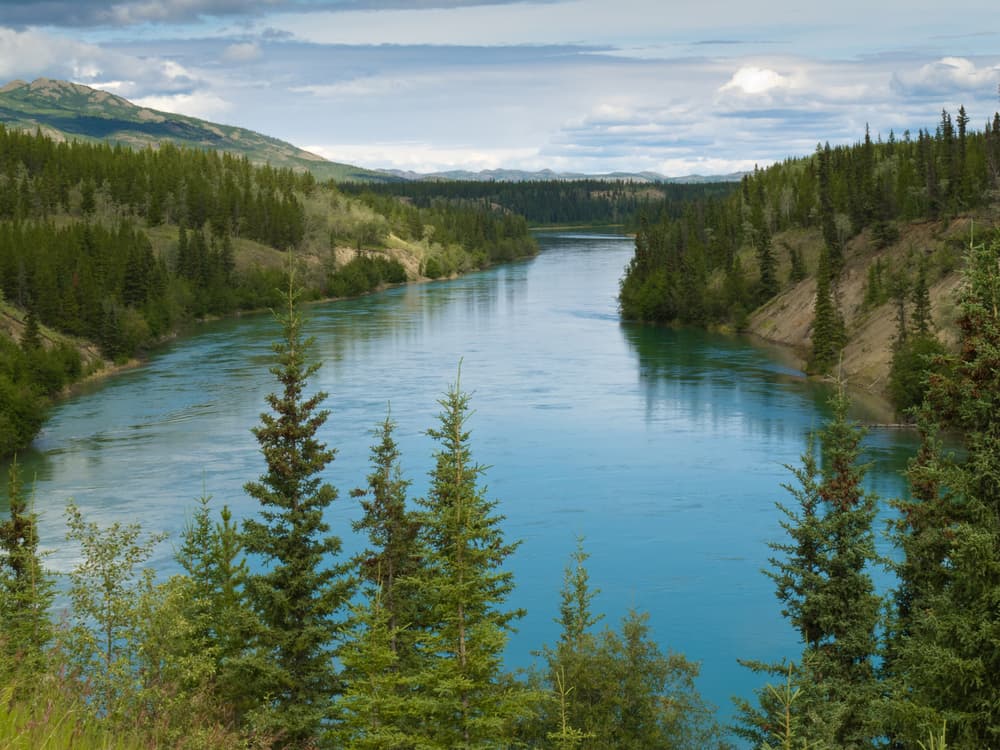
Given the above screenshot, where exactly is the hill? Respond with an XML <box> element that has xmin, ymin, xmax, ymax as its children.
<box><xmin>0</xmin><ymin>78</ymin><xmax>392</xmax><ymax>183</ymax></box>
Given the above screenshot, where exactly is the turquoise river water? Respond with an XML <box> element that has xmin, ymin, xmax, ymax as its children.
<box><xmin>1</xmin><ymin>231</ymin><xmax>919</xmax><ymax>729</ymax></box>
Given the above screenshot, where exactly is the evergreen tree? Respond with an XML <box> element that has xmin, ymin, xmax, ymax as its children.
<box><xmin>808</xmin><ymin>247</ymin><xmax>845</xmax><ymax>373</ymax></box>
<box><xmin>19</xmin><ymin>307</ymin><xmax>40</xmax><ymax>351</ymax></box>
<box><xmin>887</xmin><ymin>235</ymin><xmax>1000</xmax><ymax>748</ymax></box>
<box><xmin>0</xmin><ymin>457</ymin><xmax>54</xmax><ymax>682</ymax></box>
<box><xmin>331</xmin><ymin>588</ymin><xmax>429</xmax><ymax>749</ymax></box>
<box><xmin>175</xmin><ymin>494</ymin><xmax>259</xmax><ymax>725</ymax></box>
<box><xmin>351</xmin><ymin>409</ymin><xmax>421</xmax><ymax>656</ymax></box>
<box><xmin>412</xmin><ymin>372</ymin><xmax>525</xmax><ymax>748</ymax></box>
<box><xmin>737</xmin><ymin>391</ymin><xmax>881</xmax><ymax>748</ymax></box>
<box><xmin>911</xmin><ymin>255</ymin><xmax>933</xmax><ymax>337</ymax></box>
<box><xmin>241</xmin><ymin>269</ymin><xmax>353</xmax><ymax>748</ymax></box>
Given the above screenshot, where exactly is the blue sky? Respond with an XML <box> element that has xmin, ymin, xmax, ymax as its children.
<box><xmin>1</xmin><ymin>0</ymin><xmax>998</xmax><ymax>175</ymax></box>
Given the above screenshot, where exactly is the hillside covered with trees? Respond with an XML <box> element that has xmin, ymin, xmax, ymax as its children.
<box><xmin>0</xmin><ymin>125</ymin><xmax>538</xmax><ymax>458</ymax></box>
<box><xmin>618</xmin><ymin>108</ymin><xmax>1000</xmax><ymax>410</ymax></box>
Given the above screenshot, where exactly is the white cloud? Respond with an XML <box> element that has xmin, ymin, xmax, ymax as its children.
<box><xmin>222</xmin><ymin>42</ymin><xmax>261</xmax><ymax>62</ymax></box>
<box><xmin>720</xmin><ymin>66</ymin><xmax>792</xmax><ymax>96</ymax></box>
<box><xmin>891</xmin><ymin>56</ymin><xmax>1000</xmax><ymax>95</ymax></box>
<box><xmin>304</xmin><ymin>142</ymin><xmax>540</xmax><ymax>173</ymax></box>
<box><xmin>131</xmin><ymin>91</ymin><xmax>232</xmax><ymax>119</ymax></box>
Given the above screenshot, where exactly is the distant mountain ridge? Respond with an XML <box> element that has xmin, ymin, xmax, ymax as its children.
<box><xmin>0</xmin><ymin>78</ymin><xmax>392</xmax><ymax>182</ymax></box>
<box><xmin>378</xmin><ymin>167</ymin><xmax>747</xmax><ymax>183</ymax></box>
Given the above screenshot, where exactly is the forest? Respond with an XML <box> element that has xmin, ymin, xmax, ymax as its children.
<box><xmin>0</xmin><ymin>126</ymin><xmax>538</xmax><ymax>458</ymax></box>
<box><xmin>338</xmin><ymin>178</ymin><xmax>737</xmax><ymax>228</ymax></box>
<box><xmin>4</xmin><ymin>230</ymin><xmax>1000</xmax><ymax>749</ymax></box>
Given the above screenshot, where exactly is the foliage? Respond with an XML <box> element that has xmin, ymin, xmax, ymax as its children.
<box><xmin>410</xmin><ymin>372</ymin><xmax>527</xmax><ymax>747</ymax></box>
<box><xmin>341</xmin><ymin>177</ymin><xmax>736</xmax><ymax>228</ymax></box>
<box><xmin>533</xmin><ymin>540</ymin><xmax>728</xmax><ymax>750</ymax></box>
<box><xmin>807</xmin><ymin>248</ymin><xmax>845</xmax><ymax>374</ymax></box>
<box><xmin>61</xmin><ymin>500</ymin><xmax>167</xmax><ymax>722</ymax></box>
<box><xmin>240</xmin><ymin>271</ymin><xmax>353</xmax><ymax>747</ymax></box>
<box><xmin>327</xmin><ymin>254</ymin><xmax>407</xmax><ymax>298</ymax></box>
<box><xmin>0</xmin><ymin>457</ymin><xmax>55</xmax><ymax>683</ymax></box>
<box><xmin>619</xmin><ymin>108</ymin><xmax>1000</xmax><ymax>326</ymax></box>
<box><xmin>889</xmin><ymin>334</ymin><xmax>947</xmax><ymax>414</ymax></box>
<box><xmin>886</xmin><ymin>235</ymin><xmax>1000</xmax><ymax>749</ymax></box>
<box><xmin>736</xmin><ymin>391</ymin><xmax>881</xmax><ymax>748</ymax></box>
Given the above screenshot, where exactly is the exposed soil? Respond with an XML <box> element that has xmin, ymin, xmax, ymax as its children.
<box><xmin>746</xmin><ymin>209</ymin><xmax>1000</xmax><ymax>411</ymax></box>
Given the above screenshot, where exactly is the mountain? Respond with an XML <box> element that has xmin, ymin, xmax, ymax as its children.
<box><xmin>0</xmin><ymin>78</ymin><xmax>394</xmax><ymax>182</ymax></box>
<box><xmin>377</xmin><ymin>167</ymin><xmax>747</xmax><ymax>183</ymax></box>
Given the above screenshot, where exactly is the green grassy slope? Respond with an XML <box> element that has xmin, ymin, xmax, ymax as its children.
<box><xmin>0</xmin><ymin>78</ymin><xmax>394</xmax><ymax>183</ymax></box>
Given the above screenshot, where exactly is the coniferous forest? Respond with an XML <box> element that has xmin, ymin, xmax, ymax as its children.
<box><xmin>0</xmin><ymin>126</ymin><xmax>538</xmax><ymax>458</ymax></box>
<box><xmin>4</xmin><ymin>104</ymin><xmax>1000</xmax><ymax>750</ymax></box>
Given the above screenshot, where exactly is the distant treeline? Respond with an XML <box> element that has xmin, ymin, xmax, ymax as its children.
<box><xmin>339</xmin><ymin>178</ymin><xmax>738</xmax><ymax>227</ymax></box>
<box><xmin>619</xmin><ymin>108</ymin><xmax>1000</xmax><ymax>327</ymax></box>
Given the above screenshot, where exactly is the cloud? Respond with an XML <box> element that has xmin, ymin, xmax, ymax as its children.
<box><xmin>0</xmin><ymin>0</ymin><xmax>560</xmax><ymax>28</ymax></box>
<box><xmin>720</xmin><ymin>66</ymin><xmax>792</xmax><ymax>96</ymax></box>
<box><xmin>303</xmin><ymin>142</ymin><xmax>540</xmax><ymax>172</ymax></box>
<box><xmin>131</xmin><ymin>91</ymin><xmax>232</xmax><ymax>119</ymax></box>
<box><xmin>890</xmin><ymin>57</ymin><xmax>1000</xmax><ymax>96</ymax></box>
<box><xmin>222</xmin><ymin>42</ymin><xmax>261</xmax><ymax>61</ymax></box>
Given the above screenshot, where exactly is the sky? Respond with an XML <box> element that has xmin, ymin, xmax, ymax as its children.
<box><xmin>0</xmin><ymin>0</ymin><xmax>999</xmax><ymax>176</ymax></box>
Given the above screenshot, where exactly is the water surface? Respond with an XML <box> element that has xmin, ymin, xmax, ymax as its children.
<box><xmin>1</xmin><ymin>231</ymin><xmax>918</xmax><ymax>727</ymax></box>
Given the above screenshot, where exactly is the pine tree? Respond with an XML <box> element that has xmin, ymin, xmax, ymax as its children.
<box><xmin>241</xmin><ymin>269</ymin><xmax>353</xmax><ymax>748</ymax></box>
<box><xmin>0</xmin><ymin>457</ymin><xmax>54</xmax><ymax>682</ymax></box>
<box><xmin>412</xmin><ymin>372</ymin><xmax>524</xmax><ymax>748</ymax></box>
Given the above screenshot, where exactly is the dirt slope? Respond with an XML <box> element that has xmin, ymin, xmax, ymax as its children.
<box><xmin>747</xmin><ymin>208</ymin><xmax>1000</xmax><ymax>403</ymax></box>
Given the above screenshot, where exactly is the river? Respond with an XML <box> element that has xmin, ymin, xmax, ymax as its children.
<box><xmin>1</xmin><ymin>230</ymin><xmax>919</xmax><ymax>728</ymax></box>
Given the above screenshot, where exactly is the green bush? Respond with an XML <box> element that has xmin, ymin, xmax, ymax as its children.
<box><xmin>889</xmin><ymin>334</ymin><xmax>947</xmax><ymax>414</ymax></box>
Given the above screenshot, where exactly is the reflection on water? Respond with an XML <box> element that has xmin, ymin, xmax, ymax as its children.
<box><xmin>0</xmin><ymin>230</ymin><xmax>919</xmax><ymax>732</ymax></box>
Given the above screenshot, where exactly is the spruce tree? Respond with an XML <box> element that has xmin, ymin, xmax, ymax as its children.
<box><xmin>737</xmin><ymin>390</ymin><xmax>881</xmax><ymax>747</ymax></box>
<box><xmin>241</xmin><ymin>270</ymin><xmax>353</xmax><ymax>748</ymax></box>
<box><xmin>887</xmin><ymin>235</ymin><xmax>1000</xmax><ymax>748</ymax></box>
<box><xmin>350</xmin><ymin>410</ymin><xmax>421</xmax><ymax>661</ymax></box>
<box><xmin>332</xmin><ymin>411</ymin><xmax>426</xmax><ymax>746</ymax></box>
<box><xmin>176</xmin><ymin>494</ymin><xmax>259</xmax><ymax>724</ymax></box>
<box><xmin>0</xmin><ymin>457</ymin><xmax>54</xmax><ymax>682</ymax></box>
<box><xmin>809</xmin><ymin>247</ymin><xmax>845</xmax><ymax>373</ymax></box>
<box><xmin>412</xmin><ymin>373</ymin><xmax>524</xmax><ymax>748</ymax></box>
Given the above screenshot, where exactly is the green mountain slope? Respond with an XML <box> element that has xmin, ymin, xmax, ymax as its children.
<box><xmin>0</xmin><ymin>78</ymin><xmax>393</xmax><ymax>182</ymax></box>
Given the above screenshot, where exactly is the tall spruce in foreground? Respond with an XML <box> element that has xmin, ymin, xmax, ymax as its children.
<box><xmin>413</xmin><ymin>373</ymin><xmax>526</xmax><ymax>748</ymax></box>
<box><xmin>886</xmin><ymin>235</ymin><xmax>1000</xmax><ymax>748</ymax></box>
<box><xmin>735</xmin><ymin>390</ymin><xmax>881</xmax><ymax>748</ymax></box>
<box><xmin>241</xmin><ymin>269</ymin><xmax>353</xmax><ymax>748</ymax></box>
<box><xmin>0</xmin><ymin>457</ymin><xmax>54</xmax><ymax>682</ymax></box>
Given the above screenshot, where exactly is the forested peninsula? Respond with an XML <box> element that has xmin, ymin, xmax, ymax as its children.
<box><xmin>0</xmin><ymin>126</ymin><xmax>537</xmax><ymax>458</ymax></box>
<box><xmin>619</xmin><ymin>108</ymin><xmax>1000</xmax><ymax>411</ymax></box>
